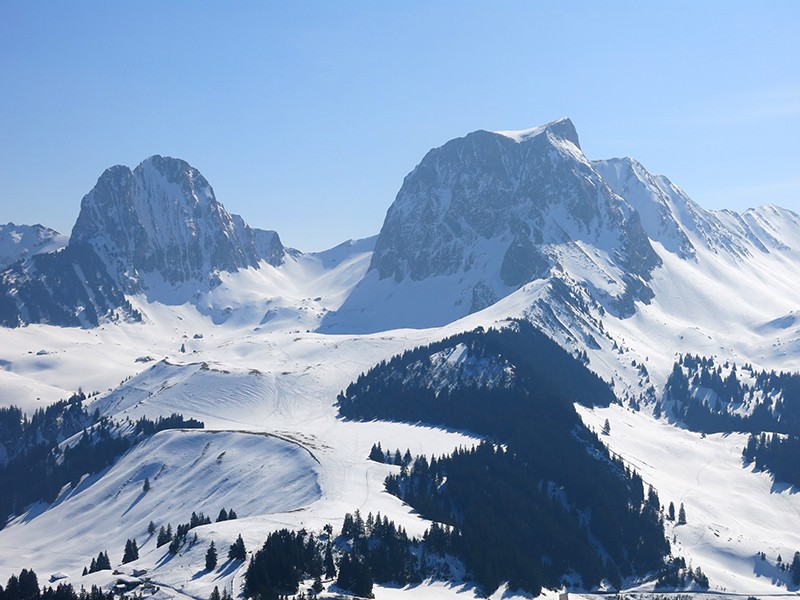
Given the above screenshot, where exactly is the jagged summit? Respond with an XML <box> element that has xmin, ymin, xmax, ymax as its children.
<box><xmin>70</xmin><ymin>155</ymin><xmax>277</xmax><ymax>289</ymax></box>
<box><xmin>325</xmin><ymin>118</ymin><xmax>660</xmax><ymax>332</ymax></box>
<box><xmin>494</xmin><ymin>117</ymin><xmax>581</xmax><ymax>149</ymax></box>
<box><xmin>0</xmin><ymin>156</ymin><xmax>287</xmax><ymax>327</ymax></box>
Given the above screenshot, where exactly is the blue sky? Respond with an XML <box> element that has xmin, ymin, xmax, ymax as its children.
<box><xmin>1</xmin><ymin>2</ymin><xmax>799</xmax><ymax>251</ymax></box>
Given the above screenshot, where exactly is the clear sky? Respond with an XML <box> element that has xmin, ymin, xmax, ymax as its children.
<box><xmin>1</xmin><ymin>2</ymin><xmax>799</xmax><ymax>251</ymax></box>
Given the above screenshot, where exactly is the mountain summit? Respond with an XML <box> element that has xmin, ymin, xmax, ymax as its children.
<box><xmin>324</xmin><ymin>118</ymin><xmax>661</xmax><ymax>332</ymax></box>
<box><xmin>0</xmin><ymin>156</ymin><xmax>285</xmax><ymax>326</ymax></box>
<box><xmin>70</xmin><ymin>155</ymin><xmax>282</xmax><ymax>290</ymax></box>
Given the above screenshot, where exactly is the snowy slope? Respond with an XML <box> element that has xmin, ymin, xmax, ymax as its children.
<box><xmin>579</xmin><ymin>403</ymin><xmax>800</xmax><ymax>596</ymax></box>
<box><xmin>0</xmin><ymin>429</ymin><xmax>322</xmax><ymax>587</ymax></box>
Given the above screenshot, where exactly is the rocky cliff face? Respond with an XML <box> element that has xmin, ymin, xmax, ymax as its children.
<box><xmin>0</xmin><ymin>156</ymin><xmax>286</xmax><ymax>327</ymax></box>
<box><xmin>325</xmin><ymin>118</ymin><xmax>663</xmax><ymax>332</ymax></box>
<box><xmin>70</xmin><ymin>155</ymin><xmax>284</xmax><ymax>290</ymax></box>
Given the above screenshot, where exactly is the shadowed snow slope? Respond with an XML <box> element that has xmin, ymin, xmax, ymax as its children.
<box><xmin>0</xmin><ymin>430</ymin><xmax>321</xmax><ymax>579</ymax></box>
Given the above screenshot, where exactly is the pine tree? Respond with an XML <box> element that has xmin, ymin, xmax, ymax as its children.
<box><xmin>122</xmin><ymin>538</ymin><xmax>139</xmax><ymax>564</ymax></box>
<box><xmin>19</xmin><ymin>568</ymin><xmax>39</xmax><ymax>600</ymax></box>
<box><xmin>324</xmin><ymin>543</ymin><xmax>336</xmax><ymax>579</ymax></box>
<box><xmin>95</xmin><ymin>551</ymin><xmax>111</xmax><ymax>571</ymax></box>
<box><xmin>157</xmin><ymin>525</ymin><xmax>171</xmax><ymax>547</ymax></box>
<box><xmin>227</xmin><ymin>508</ymin><xmax>237</xmax><ymax>519</ymax></box>
<box><xmin>369</xmin><ymin>443</ymin><xmax>384</xmax><ymax>462</ymax></box>
<box><xmin>602</xmin><ymin>419</ymin><xmax>611</xmax><ymax>435</ymax></box>
<box><xmin>678</xmin><ymin>502</ymin><xmax>687</xmax><ymax>525</ymax></box>
<box><xmin>148</xmin><ymin>520</ymin><xmax>156</xmax><ymax>535</ymax></box>
<box><xmin>143</xmin><ymin>477</ymin><xmax>150</xmax><ymax>493</ymax></box>
<box><xmin>209</xmin><ymin>586</ymin><xmax>221</xmax><ymax>600</ymax></box>
<box><xmin>206</xmin><ymin>541</ymin><xmax>218</xmax><ymax>571</ymax></box>
<box><xmin>228</xmin><ymin>534</ymin><xmax>246</xmax><ymax>561</ymax></box>
<box><xmin>5</xmin><ymin>575</ymin><xmax>19</xmax><ymax>599</ymax></box>
<box><xmin>667</xmin><ymin>501</ymin><xmax>675</xmax><ymax>521</ymax></box>
<box><xmin>217</xmin><ymin>508</ymin><xmax>229</xmax><ymax>522</ymax></box>
<box><xmin>792</xmin><ymin>551</ymin><xmax>800</xmax><ymax>586</ymax></box>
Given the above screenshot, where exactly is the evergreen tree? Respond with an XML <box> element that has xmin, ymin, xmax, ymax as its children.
<box><xmin>122</xmin><ymin>538</ymin><xmax>139</xmax><ymax>564</ymax></box>
<box><xmin>227</xmin><ymin>508</ymin><xmax>237</xmax><ymax>519</ymax></box>
<box><xmin>678</xmin><ymin>503</ymin><xmax>687</xmax><ymax>525</ymax></box>
<box><xmin>217</xmin><ymin>508</ymin><xmax>229</xmax><ymax>522</ymax></box>
<box><xmin>206</xmin><ymin>541</ymin><xmax>218</xmax><ymax>571</ymax></box>
<box><xmin>228</xmin><ymin>535</ymin><xmax>247</xmax><ymax>561</ymax></box>
<box><xmin>142</xmin><ymin>477</ymin><xmax>150</xmax><ymax>493</ymax></box>
<box><xmin>368</xmin><ymin>443</ymin><xmax>384</xmax><ymax>462</ymax></box>
<box><xmin>18</xmin><ymin>568</ymin><xmax>39</xmax><ymax>600</ymax></box>
<box><xmin>792</xmin><ymin>551</ymin><xmax>800</xmax><ymax>586</ymax></box>
<box><xmin>209</xmin><ymin>586</ymin><xmax>221</xmax><ymax>600</ymax></box>
<box><xmin>96</xmin><ymin>551</ymin><xmax>111</xmax><ymax>571</ymax></box>
<box><xmin>324</xmin><ymin>543</ymin><xmax>336</xmax><ymax>579</ymax></box>
<box><xmin>667</xmin><ymin>501</ymin><xmax>675</xmax><ymax>521</ymax></box>
<box><xmin>336</xmin><ymin>552</ymin><xmax>373</xmax><ymax>598</ymax></box>
<box><xmin>148</xmin><ymin>520</ymin><xmax>156</xmax><ymax>535</ymax></box>
<box><xmin>4</xmin><ymin>575</ymin><xmax>19</xmax><ymax>600</ymax></box>
<box><xmin>157</xmin><ymin>525</ymin><xmax>171</xmax><ymax>547</ymax></box>
<box><xmin>602</xmin><ymin>419</ymin><xmax>611</xmax><ymax>435</ymax></box>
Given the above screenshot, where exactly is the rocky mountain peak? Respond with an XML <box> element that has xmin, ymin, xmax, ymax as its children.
<box><xmin>325</xmin><ymin>119</ymin><xmax>663</xmax><ymax>333</ymax></box>
<box><xmin>70</xmin><ymin>155</ymin><xmax>283</xmax><ymax>290</ymax></box>
<box><xmin>0</xmin><ymin>156</ymin><xmax>287</xmax><ymax>327</ymax></box>
<box><xmin>495</xmin><ymin>116</ymin><xmax>581</xmax><ymax>149</ymax></box>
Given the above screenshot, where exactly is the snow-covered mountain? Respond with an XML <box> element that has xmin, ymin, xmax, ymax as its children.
<box><xmin>324</xmin><ymin>118</ymin><xmax>661</xmax><ymax>333</ymax></box>
<box><xmin>0</xmin><ymin>222</ymin><xmax>67</xmax><ymax>269</ymax></box>
<box><xmin>70</xmin><ymin>155</ymin><xmax>286</xmax><ymax>289</ymax></box>
<box><xmin>323</xmin><ymin>119</ymin><xmax>800</xmax><ymax>345</ymax></box>
<box><xmin>0</xmin><ymin>156</ymin><xmax>289</xmax><ymax>326</ymax></box>
<box><xmin>1</xmin><ymin>120</ymin><xmax>800</xmax><ymax>599</ymax></box>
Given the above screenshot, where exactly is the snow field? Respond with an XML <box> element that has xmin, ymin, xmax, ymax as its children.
<box><xmin>578</xmin><ymin>403</ymin><xmax>800</xmax><ymax>596</ymax></box>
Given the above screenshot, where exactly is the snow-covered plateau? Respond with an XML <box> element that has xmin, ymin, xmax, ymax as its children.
<box><xmin>1</xmin><ymin>119</ymin><xmax>799</xmax><ymax>599</ymax></box>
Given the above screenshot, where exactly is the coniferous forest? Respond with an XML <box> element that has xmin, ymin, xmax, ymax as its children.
<box><xmin>338</xmin><ymin>322</ymin><xmax>672</xmax><ymax>595</ymax></box>
<box><xmin>0</xmin><ymin>393</ymin><xmax>203</xmax><ymax>528</ymax></box>
<box><xmin>664</xmin><ymin>354</ymin><xmax>800</xmax><ymax>485</ymax></box>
